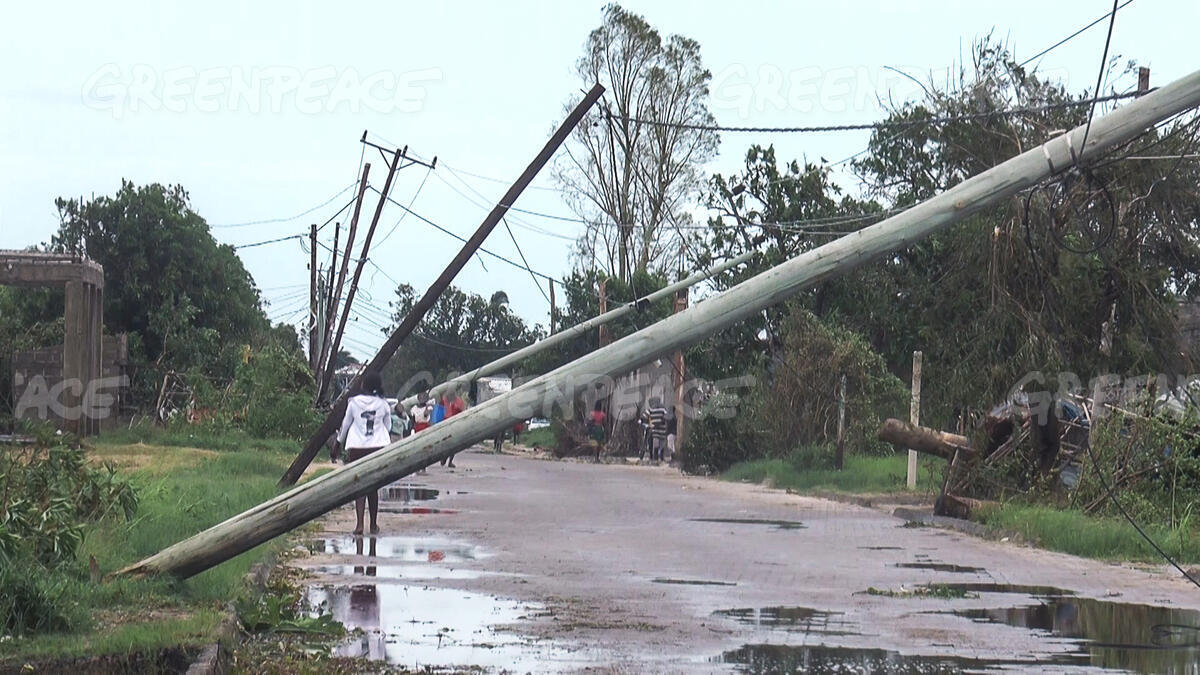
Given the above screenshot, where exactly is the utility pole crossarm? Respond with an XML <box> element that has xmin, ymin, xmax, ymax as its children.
<box><xmin>121</xmin><ymin>69</ymin><xmax>1200</xmax><ymax>580</ymax></box>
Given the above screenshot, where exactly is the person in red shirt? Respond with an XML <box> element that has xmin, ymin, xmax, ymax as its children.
<box><xmin>586</xmin><ymin>400</ymin><xmax>607</xmax><ymax>443</ymax></box>
<box><xmin>439</xmin><ymin>388</ymin><xmax>468</xmax><ymax>467</ymax></box>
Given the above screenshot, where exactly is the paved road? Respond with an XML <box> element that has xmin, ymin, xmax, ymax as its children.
<box><xmin>294</xmin><ymin>447</ymin><xmax>1200</xmax><ymax>673</ymax></box>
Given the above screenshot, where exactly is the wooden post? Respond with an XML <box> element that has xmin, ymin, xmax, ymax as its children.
<box><xmin>548</xmin><ymin>279</ymin><xmax>556</xmax><ymax>334</ymax></box>
<box><xmin>125</xmin><ymin>68</ymin><xmax>1200</xmax><ymax>576</ymax></box>
<box><xmin>308</xmin><ymin>223</ymin><xmax>318</xmax><ymax>372</ymax></box>
<box><xmin>316</xmin><ymin>163</ymin><xmax>372</xmax><ymax>402</ymax></box>
<box><xmin>907</xmin><ymin>350</ymin><xmax>922</xmax><ymax>488</ymax></box>
<box><xmin>280</xmin><ymin>83</ymin><xmax>606</xmax><ymax>487</ymax></box>
<box><xmin>836</xmin><ymin>373</ymin><xmax>846</xmax><ymax>471</ymax></box>
<box><xmin>597</xmin><ymin>278</ymin><xmax>610</xmax><ymax>347</ymax></box>
<box><xmin>1138</xmin><ymin>66</ymin><xmax>1150</xmax><ymax>96</ymax></box>
<box><xmin>672</xmin><ymin>288</ymin><xmax>688</xmax><ymax>459</ymax></box>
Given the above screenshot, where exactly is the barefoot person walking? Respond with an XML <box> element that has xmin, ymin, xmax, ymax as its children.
<box><xmin>336</xmin><ymin>370</ymin><xmax>392</xmax><ymax>535</ymax></box>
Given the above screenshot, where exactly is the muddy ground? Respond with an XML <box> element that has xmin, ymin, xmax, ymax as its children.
<box><xmin>290</xmin><ymin>446</ymin><xmax>1200</xmax><ymax>673</ymax></box>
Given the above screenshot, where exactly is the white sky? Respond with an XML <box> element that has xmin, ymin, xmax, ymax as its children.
<box><xmin>1</xmin><ymin>0</ymin><xmax>1194</xmax><ymax>361</ymax></box>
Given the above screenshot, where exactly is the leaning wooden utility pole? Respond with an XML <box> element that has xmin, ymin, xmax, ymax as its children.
<box><xmin>318</xmin><ymin>148</ymin><xmax>403</xmax><ymax>404</ymax></box>
<box><xmin>394</xmin><ymin>249</ymin><xmax>758</xmax><ymax>411</ymax></box>
<box><xmin>308</xmin><ymin>223</ymin><xmax>319</xmax><ymax>372</ymax></box>
<box><xmin>317</xmin><ymin>169</ymin><xmax>371</xmax><ymax>401</ymax></box>
<box><xmin>120</xmin><ymin>68</ymin><xmax>1200</xmax><ymax>580</ymax></box>
<box><xmin>279</xmin><ymin>82</ymin><xmax>606</xmax><ymax>487</ymax></box>
<box><xmin>548</xmin><ymin>279</ymin><xmax>556</xmax><ymax>334</ymax></box>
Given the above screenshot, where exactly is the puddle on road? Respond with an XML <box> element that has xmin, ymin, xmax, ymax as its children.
<box><xmin>859</xmin><ymin>545</ymin><xmax>903</xmax><ymax>551</ymax></box>
<box><xmin>893</xmin><ymin>562</ymin><xmax>987</xmax><ymax>574</ymax></box>
<box><xmin>380</xmin><ymin>485</ymin><xmax>440</xmax><ymax>502</ymax></box>
<box><xmin>306</xmin><ymin>584</ymin><xmax>565</xmax><ymax>670</ymax></box>
<box><xmin>714</xmin><ymin>643</ymin><xmax>1081</xmax><ymax>673</ymax></box>
<box><xmin>690</xmin><ymin>517</ymin><xmax>806</xmax><ymax>530</ymax></box>
<box><xmin>652</xmin><ymin>578</ymin><xmax>736</xmax><ymax>586</ymax></box>
<box><xmin>950</xmin><ymin>592</ymin><xmax>1200</xmax><ymax>673</ymax></box>
<box><xmin>713</xmin><ymin>607</ymin><xmax>857</xmax><ymax>636</ymax></box>
<box><xmin>306</xmin><ymin>535</ymin><xmax>484</xmax><ymax>563</ymax></box>
<box><xmin>303</xmin><ymin>564</ymin><xmax>484</xmax><ymax>580</ymax></box>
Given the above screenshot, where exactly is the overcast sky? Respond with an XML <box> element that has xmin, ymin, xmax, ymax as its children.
<box><xmin>1</xmin><ymin>1</ymin><xmax>1194</xmax><ymax>361</ymax></box>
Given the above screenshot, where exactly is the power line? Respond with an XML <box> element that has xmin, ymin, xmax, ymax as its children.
<box><xmin>502</xmin><ymin>216</ymin><xmax>552</xmax><ymax>305</ymax></box>
<box><xmin>232</xmin><ymin>234</ymin><xmax>302</xmax><ymax>250</ymax></box>
<box><xmin>210</xmin><ymin>181</ymin><xmax>359</xmax><ymax>229</ymax></box>
<box><xmin>605</xmin><ymin>91</ymin><xmax>1139</xmax><ymax>134</ymax></box>
<box><xmin>374</xmin><ymin>166</ymin><xmax>434</xmax><ymax>249</ymax></box>
<box><xmin>1077</xmin><ymin>0</ymin><xmax>1122</xmax><ymax>163</ymax></box>
<box><xmin>1019</xmin><ymin>0</ymin><xmax>1135</xmax><ymax>68</ymax></box>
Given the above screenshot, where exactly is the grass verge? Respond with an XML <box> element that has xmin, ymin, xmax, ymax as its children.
<box><xmin>723</xmin><ymin>452</ymin><xmax>940</xmax><ymax>494</ymax></box>
<box><xmin>972</xmin><ymin>503</ymin><xmax>1200</xmax><ymax>565</ymax></box>
<box><xmin>0</xmin><ymin>428</ymin><xmax>302</xmax><ymax>665</ymax></box>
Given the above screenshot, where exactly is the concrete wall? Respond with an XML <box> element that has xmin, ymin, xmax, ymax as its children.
<box><xmin>11</xmin><ymin>333</ymin><xmax>128</xmax><ymax>431</ymax></box>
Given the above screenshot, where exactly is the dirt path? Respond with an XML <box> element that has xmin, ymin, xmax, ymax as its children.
<box><xmin>293</xmin><ymin>447</ymin><xmax>1200</xmax><ymax>673</ymax></box>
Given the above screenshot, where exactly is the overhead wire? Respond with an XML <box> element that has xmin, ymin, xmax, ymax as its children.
<box><xmin>604</xmin><ymin>91</ymin><xmax>1140</xmax><ymax>134</ymax></box>
<box><xmin>1076</xmin><ymin>0</ymin><xmax>1122</xmax><ymax>164</ymax></box>
<box><xmin>210</xmin><ymin>180</ymin><xmax>359</xmax><ymax>229</ymax></box>
<box><xmin>1019</xmin><ymin>0</ymin><xmax>1135</xmax><ymax>68</ymax></box>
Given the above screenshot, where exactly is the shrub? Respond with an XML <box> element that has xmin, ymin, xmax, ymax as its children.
<box><xmin>0</xmin><ymin>553</ymin><xmax>87</xmax><ymax>635</ymax></box>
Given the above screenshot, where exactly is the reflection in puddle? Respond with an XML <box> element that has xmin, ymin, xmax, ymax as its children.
<box><xmin>952</xmin><ymin>593</ymin><xmax>1200</xmax><ymax>673</ymax></box>
<box><xmin>893</xmin><ymin>562</ymin><xmax>986</xmax><ymax>574</ymax></box>
<box><xmin>931</xmin><ymin>582</ymin><xmax>1074</xmax><ymax>597</ymax></box>
<box><xmin>690</xmin><ymin>517</ymin><xmax>806</xmax><ymax>530</ymax></box>
<box><xmin>377</xmin><ymin>505</ymin><xmax>458</xmax><ymax>514</ymax></box>
<box><xmin>306</xmin><ymin>584</ymin><xmax>565</xmax><ymax>669</ymax></box>
<box><xmin>714</xmin><ymin>607</ymin><xmax>857</xmax><ymax>636</ymax></box>
<box><xmin>306</xmin><ymin>535</ymin><xmax>484</xmax><ymax>563</ymax></box>
<box><xmin>652</xmin><ymin>578</ymin><xmax>736</xmax><ymax>586</ymax></box>
<box><xmin>714</xmin><ymin>643</ymin><xmax>1078</xmax><ymax>673</ymax></box>
<box><xmin>302</xmin><ymin>564</ymin><xmax>484</xmax><ymax>580</ymax></box>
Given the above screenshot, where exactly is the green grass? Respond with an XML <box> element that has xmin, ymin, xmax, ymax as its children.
<box><xmin>1</xmin><ymin>428</ymin><xmax>300</xmax><ymax>664</ymax></box>
<box><xmin>519</xmin><ymin>426</ymin><xmax>556</xmax><ymax>449</ymax></box>
<box><xmin>723</xmin><ymin>452</ymin><xmax>940</xmax><ymax>494</ymax></box>
<box><xmin>973</xmin><ymin>503</ymin><xmax>1200</xmax><ymax>564</ymax></box>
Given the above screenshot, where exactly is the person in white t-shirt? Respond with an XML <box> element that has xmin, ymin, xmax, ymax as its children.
<box><xmin>336</xmin><ymin>370</ymin><xmax>393</xmax><ymax>535</ymax></box>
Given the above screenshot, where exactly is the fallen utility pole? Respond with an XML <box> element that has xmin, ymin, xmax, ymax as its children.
<box><xmin>120</xmin><ymin>68</ymin><xmax>1200</xmax><ymax>579</ymax></box>
<box><xmin>318</xmin><ymin>148</ymin><xmax>404</xmax><ymax>405</ymax></box>
<box><xmin>394</xmin><ymin>248</ymin><xmax>759</xmax><ymax>410</ymax></box>
<box><xmin>316</xmin><ymin>166</ymin><xmax>371</xmax><ymax>402</ymax></box>
<box><xmin>279</xmin><ymin>82</ymin><xmax>606</xmax><ymax>486</ymax></box>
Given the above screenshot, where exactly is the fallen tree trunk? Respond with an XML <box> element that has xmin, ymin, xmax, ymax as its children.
<box><xmin>934</xmin><ymin>493</ymin><xmax>991</xmax><ymax>519</ymax></box>
<box><xmin>878</xmin><ymin>418</ymin><xmax>975</xmax><ymax>461</ymax></box>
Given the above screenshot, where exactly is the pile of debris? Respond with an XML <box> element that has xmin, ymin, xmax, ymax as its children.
<box><xmin>880</xmin><ymin>379</ymin><xmax>1199</xmax><ymax>520</ymax></box>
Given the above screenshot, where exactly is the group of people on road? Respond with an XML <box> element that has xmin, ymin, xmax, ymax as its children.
<box><xmin>332</xmin><ymin>370</ymin><xmax>469</xmax><ymax>535</ymax></box>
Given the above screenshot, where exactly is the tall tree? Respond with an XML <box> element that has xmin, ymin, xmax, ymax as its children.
<box><xmin>52</xmin><ymin>181</ymin><xmax>269</xmax><ymax>377</ymax></box>
<box><xmin>556</xmin><ymin>3</ymin><xmax>718</xmax><ymax>283</ymax></box>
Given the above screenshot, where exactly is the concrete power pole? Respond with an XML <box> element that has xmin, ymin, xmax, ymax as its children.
<box><xmin>119</xmin><ymin>67</ymin><xmax>1200</xmax><ymax>580</ymax></box>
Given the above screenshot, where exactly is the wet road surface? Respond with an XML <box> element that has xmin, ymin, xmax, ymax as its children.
<box><xmin>292</xmin><ymin>447</ymin><xmax>1200</xmax><ymax>673</ymax></box>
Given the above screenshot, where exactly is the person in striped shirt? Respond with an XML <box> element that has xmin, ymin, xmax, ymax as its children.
<box><xmin>644</xmin><ymin>398</ymin><xmax>668</xmax><ymax>463</ymax></box>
